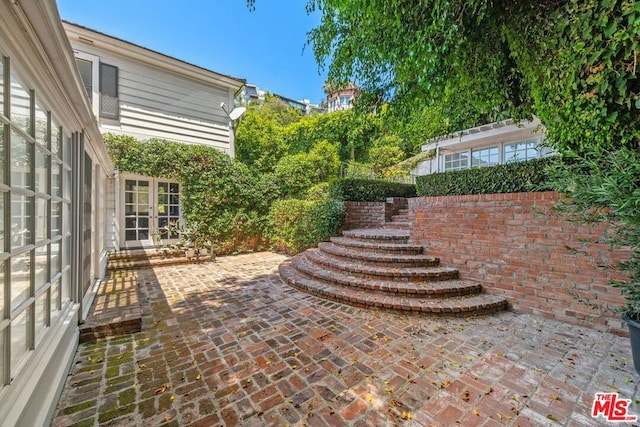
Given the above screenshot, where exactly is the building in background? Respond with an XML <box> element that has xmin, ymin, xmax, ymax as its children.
<box><xmin>237</xmin><ymin>84</ymin><xmax>324</xmax><ymax>115</ymax></box>
<box><xmin>325</xmin><ymin>82</ymin><xmax>360</xmax><ymax>113</ymax></box>
<box><xmin>411</xmin><ymin>118</ymin><xmax>551</xmax><ymax>177</ymax></box>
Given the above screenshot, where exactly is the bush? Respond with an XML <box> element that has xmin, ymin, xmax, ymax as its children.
<box><xmin>415</xmin><ymin>157</ymin><xmax>558</xmax><ymax>197</ymax></box>
<box><xmin>268</xmin><ymin>198</ymin><xmax>345</xmax><ymax>254</ymax></box>
<box><xmin>331</xmin><ymin>178</ymin><xmax>417</xmax><ymax>202</ymax></box>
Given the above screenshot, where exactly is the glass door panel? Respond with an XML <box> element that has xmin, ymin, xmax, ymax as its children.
<box><xmin>123</xmin><ymin>179</ymin><xmax>152</xmax><ymax>246</ymax></box>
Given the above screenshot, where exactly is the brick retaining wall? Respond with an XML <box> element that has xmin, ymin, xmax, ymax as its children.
<box><xmin>343</xmin><ymin>198</ymin><xmax>408</xmax><ymax>230</ymax></box>
<box><xmin>407</xmin><ymin>192</ymin><xmax>628</xmax><ymax>335</ymax></box>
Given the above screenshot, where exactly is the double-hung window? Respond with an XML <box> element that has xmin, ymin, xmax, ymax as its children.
<box><xmin>74</xmin><ymin>52</ymin><xmax>119</xmax><ymax>120</ymax></box>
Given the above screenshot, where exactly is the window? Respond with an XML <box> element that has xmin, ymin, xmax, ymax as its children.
<box><xmin>74</xmin><ymin>52</ymin><xmax>119</xmax><ymax>120</ymax></box>
<box><xmin>503</xmin><ymin>139</ymin><xmax>539</xmax><ymax>163</ymax></box>
<box><xmin>471</xmin><ymin>146</ymin><xmax>499</xmax><ymax>167</ymax></box>
<box><xmin>0</xmin><ymin>53</ymin><xmax>73</xmax><ymax>388</ymax></box>
<box><xmin>99</xmin><ymin>63</ymin><xmax>118</xmax><ymax>119</ymax></box>
<box><xmin>340</xmin><ymin>95</ymin><xmax>351</xmax><ymax>107</ymax></box>
<box><xmin>444</xmin><ymin>152</ymin><xmax>469</xmax><ymax>171</ymax></box>
<box><xmin>75</xmin><ymin>58</ymin><xmax>92</xmax><ymax>102</ymax></box>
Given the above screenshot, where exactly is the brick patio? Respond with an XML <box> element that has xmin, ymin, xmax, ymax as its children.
<box><xmin>53</xmin><ymin>252</ymin><xmax>638</xmax><ymax>426</ymax></box>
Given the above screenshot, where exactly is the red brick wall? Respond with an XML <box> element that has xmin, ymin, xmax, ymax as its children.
<box><xmin>343</xmin><ymin>202</ymin><xmax>386</xmax><ymax>230</ymax></box>
<box><xmin>343</xmin><ymin>198</ymin><xmax>409</xmax><ymax>230</ymax></box>
<box><xmin>407</xmin><ymin>192</ymin><xmax>628</xmax><ymax>335</ymax></box>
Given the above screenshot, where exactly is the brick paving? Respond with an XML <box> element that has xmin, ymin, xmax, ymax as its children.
<box><xmin>53</xmin><ymin>252</ymin><xmax>638</xmax><ymax>426</ymax></box>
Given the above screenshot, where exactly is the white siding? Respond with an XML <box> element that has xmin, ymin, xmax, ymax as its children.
<box><xmin>70</xmin><ymin>43</ymin><xmax>233</xmax><ymax>151</ymax></box>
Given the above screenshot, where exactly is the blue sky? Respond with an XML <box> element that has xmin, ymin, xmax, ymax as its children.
<box><xmin>57</xmin><ymin>0</ymin><xmax>328</xmax><ymax>104</ymax></box>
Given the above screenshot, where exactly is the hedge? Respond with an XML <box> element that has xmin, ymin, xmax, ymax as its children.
<box><xmin>268</xmin><ymin>198</ymin><xmax>345</xmax><ymax>254</ymax></box>
<box><xmin>330</xmin><ymin>178</ymin><xmax>417</xmax><ymax>202</ymax></box>
<box><xmin>415</xmin><ymin>157</ymin><xmax>558</xmax><ymax>197</ymax></box>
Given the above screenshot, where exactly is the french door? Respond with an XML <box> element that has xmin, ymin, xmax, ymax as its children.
<box><xmin>121</xmin><ymin>175</ymin><xmax>182</xmax><ymax>248</ymax></box>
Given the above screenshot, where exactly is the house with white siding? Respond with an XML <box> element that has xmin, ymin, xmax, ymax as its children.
<box><xmin>63</xmin><ymin>21</ymin><xmax>245</xmax><ymax>252</ymax></box>
<box><xmin>412</xmin><ymin>117</ymin><xmax>552</xmax><ymax>177</ymax></box>
<box><xmin>0</xmin><ymin>3</ymin><xmax>244</xmax><ymax>426</ymax></box>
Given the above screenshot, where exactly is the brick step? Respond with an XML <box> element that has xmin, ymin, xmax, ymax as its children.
<box><xmin>329</xmin><ymin>236</ymin><xmax>424</xmax><ymax>255</ymax></box>
<box><xmin>279</xmin><ymin>261</ymin><xmax>508</xmax><ymax>317</ymax></box>
<box><xmin>385</xmin><ymin>222</ymin><xmax>411</xmax><ymax>230</ymax></box>
<box><xmin>391</xmin><ymin>214</ymin><xmax>409</xmax><ymax>222</ymax></box>
<box><xmin>317</xmin><ymin>242</ymin><xmax>437</xmax><ymax>268</ymax></box>
<box><xmin>342</xmin><ymin>228</ymin><xmax>410</xmax><ymax>243</ymax></box>
<box><xmin>292</xmin><ymin>253</ymin><xmax>481</xmax><ymax>298</ymax></box>
<box><xmin>79</xmin><ymin>274</ymin><xmax>142</xmax><ymax>343</ymax></box>
<box><xmin>396</xmin><ymin>209</ymin><xmax>408</xmax><ymax>215</ymax></box>
<box><xmin>107</xmin><ymin>254</ymin><xmax>214</xmax><ymax>271</ymax></box>
<box><xmin>305</xmin><ymin>249</ymin><xmax>458</xmax><ymax>282</ymax></box>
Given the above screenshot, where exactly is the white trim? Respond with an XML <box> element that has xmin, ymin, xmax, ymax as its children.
<box><xmin>63</xmin><ymin>22</ymin><xmax>244</xmax><ymax>92</ymax></box>
<box><xmin>72</xmin><ymin>50</ymin><xmax>99</xmax><ymax>117</ymax></box>
<box><xmin>0</xmin><ymin>303</ymin><xmax>79</xmax><ymax>427</ymax></box>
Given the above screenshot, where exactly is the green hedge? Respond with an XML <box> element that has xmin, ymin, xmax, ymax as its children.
<box><xmin>415</xmin><ymin>157</ymin><xmax>558</xmax><ymax>197</ymax></box>
<box><xmin>331</xmin><ymin>178</ymin><xmax>417</xmax><ymax>202</ymax></box>
<box><xmin>268</xmin><ymin>199</ymin><xmax>345</xmax><ymax>254</ymax></box>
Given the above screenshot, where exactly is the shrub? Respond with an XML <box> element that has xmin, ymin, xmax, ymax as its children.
<box><xmin>273</xmin><ymin>153</ymin><xmax>317</xmax><ymax>199</ymax></box>
<box><xmin>268</xmin><ymin>198</ymin><xmax>345</xmax><ymax>254</ymax></box>
<box><xmin>331</xmin><ymin>178</ymin><xmax>417</xmax><ymax>202</ymax></box>
<box><xmin>415</xmin><ymin>157</ymin><xmax>558</xmax><ymax>197</ymax></box>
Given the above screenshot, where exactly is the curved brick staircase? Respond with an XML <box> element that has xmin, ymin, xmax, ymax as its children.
<box><xmin>279</xmin><ymin>219</ymin><xmax>508</xmax><ymax>316</ymax></box>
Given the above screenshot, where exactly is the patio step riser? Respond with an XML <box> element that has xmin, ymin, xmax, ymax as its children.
<box><xmin>384</xmin><ymin>222</ymin><xmax>411</xmax><ymax>230</ymax></box>
<box><xmin>292</xmin><ymin>254</ymin><xmax>481</xmax><ymax>298</ymax></box>
<box><xmin>280</xmin><ymin>263</ymin><xmax>508</xmax><ymax>317</ymax></box>
<box><xmin>317</xmin><ymin>242</ymin><xmax>438</xmax><ymax>268</ymax></box>
<box><xmin>305</xmin><ymin>249</ymin><xmax>458</xmax><ymax>282</ymax></box>
<box><xmin>107</xmin><ymin>255</ymin><xmax>214</xmax><ymax>271</ymax></box>
<box><xmin>342</xmin><ymin>229</ymin><xmax>410</xmax><ymax>243</ymax></box>
<box><xmin>329</xmin><ymin>237</ymin><xmax>424</xmax><ymax>255</ymax></box>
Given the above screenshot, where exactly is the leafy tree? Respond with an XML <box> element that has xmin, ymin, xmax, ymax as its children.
<box><xmin>234</xmin><ymin>107</ymin><xmax>286</xmax><ymax>174</ymax></box>
<box><xmin>308</xmin><ymin>139</ymin><xmax>340</xmax><ymax>181</ymax></box>
<box><xmin>368</xmin><ymin>135</ymin><xmax>405</xmax><ymax>171</ymax></box>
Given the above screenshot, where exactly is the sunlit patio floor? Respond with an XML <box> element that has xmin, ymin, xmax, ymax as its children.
<box><xmin>52</xmin><ymin>252</ymin><xmax>638</xmax><ymax>426</ymax></box>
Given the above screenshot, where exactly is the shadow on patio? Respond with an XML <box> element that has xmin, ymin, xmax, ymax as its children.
<box><xmin>53</xmin><ymin>252</ymin><xmax>638</xmax><ymax>426</ymax></box>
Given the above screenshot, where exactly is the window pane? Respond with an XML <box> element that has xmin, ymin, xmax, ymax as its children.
<box><xmin>51</xmin><ymin>163</ymin><xmax>61</xmax><ymax>198</ymax></box>
<box><xmin>35</xmin><ymin>146</ymin><xmax>48</xmax><ymax>194</ymax></box>
<box><xmin>35</xmin><ymin>197</ymin><xmax>47</xmax><ymax>242</ymax></box>
<box><xmin>34</xmin><ymin>101</ymin><xmax>47</xmax><ymax>146</ymax></box>
<box><xmin>35</xmin><ymin>291</ymin><xmax>48</xmax><ymax>345</ymax></box>
<box><xmin>0</xmin><ymin>192</ymin><xmax>4</xmax><ymax>250</ymax></box>
<box><xmin>62</xmin><ymin>202</ymin><xmax>69</xmax><ymax>235</ymax></box>
<box><xmin>11</xmin><ymin>308</ymin><xmax>31</xmax><ymax>378</ymax></box>
<box><xmin>11</xmin><ymin>194</ymin><xmax>32</xmax><ymax>249</ymax></box>
<box><xmin>11</xmin><ymin>251</ymin><xmax>30</xmax><ymax>309</ymax></box>
<box><xmin>34</xmin><ymin>245</ymin><xmax>48</xmax><ymax>290</ymax></box>
<box><xmin>51</xmin><ymin>278</ymin><xmax>60</xmax><ymax>314</ymax></box>
<box><xmin>50</xmin><ymin>240</ymin><xmax>60</xmax><ymax>278</ymax></box>
<box><xmin>61</xmin><ymin>268</ymin><xmax>70</xmax><ymax>304</ymax></box>
<box><xmin>63</xmin><ymin>167</ymin><xmax>71</xmax><ymax>199</ymax></box>
<box><xmin>10</xmin><ymin>75</ymin><xmax>30</xmax><ymax>133</ymax></box>
<box><xmin>0</xmin><ymin>56</ymin><xmax>4</xmax><ymax>115</ymax></box>
<box><xmin>0</xmin><ymin>329</ymin><xmax>4</xmax><ymax>386</ymax></box>
<box><xmin>75</xmin><ymin>59</ymin><xmax>92</xmax><ymax>102</ymax></box>
<box><xmin>99</xmin><ymin>63</ymin><xmax>118</xmax><ymax>119</ymax></box>
<box><xmin>10</xmin><ymin>131</ymin><xmax>31</xmax><ymax>190</ymax></box>
<box><xmin>51</xmin><ymin>121</ymin><xmax>60</xmax><ymax>156</ymax></box>
<box><xmin>0</xmin><ymin>261</ymin><xmax>4</xmax><ymax>316</ymax></box>
<box><xmin>51</xmin><ymin>201</ymin><xmax>61</xmax><ymax>238</ymax></box>
<box><xmin>1</xmin><ymin>125</ymin><xmax>4</xmax><ymax>185</ymax></box>
<box><xmin>63</xmin><ymin>134</ymin><xmax>71</xmax><ymax>166</ymax></box>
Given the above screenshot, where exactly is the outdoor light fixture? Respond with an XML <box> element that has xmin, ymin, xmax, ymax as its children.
<box><xmin>220</xmin><ymin>102</ymin><xmax>246</xmax><ymax>121</ymax></box>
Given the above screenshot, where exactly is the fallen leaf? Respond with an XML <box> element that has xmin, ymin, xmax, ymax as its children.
<box><xmin>461</xmin><ymin>391</ymin><xmax>471</xmax><ymax>402</ymax></box>
<box><xmin>155</xmin><ymin>384</ymin><xmax>170</xmax><ymax>394</ymax></box>
<box><xmin>550</xmin><ymin>395</ymin><xmax>561</xmax><ymax>401</ymax></box>
<box><xmin>473</xmin><ymin>408</ymin><xmax>480</xmax><ymax>416</ymax></box>
<box><xmin>547</xmin><ymin>414</ymin><xmax>558</xmax><ymax>421</ymax></box>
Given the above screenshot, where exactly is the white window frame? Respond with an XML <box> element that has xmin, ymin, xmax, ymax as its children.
<box><xmin>443</xmin><ymin>151</ymin><xmax>470</xmax><ymax>171</ymax></box>
<box><xmin>73</xmin><ymin>50</ymin><xmax>99</xmax><ymax>117</ymax></box>
<box><xmin>471</xmin><ymin>146</ymin><xmax>500</xmax><ymax>168</ymax></box>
